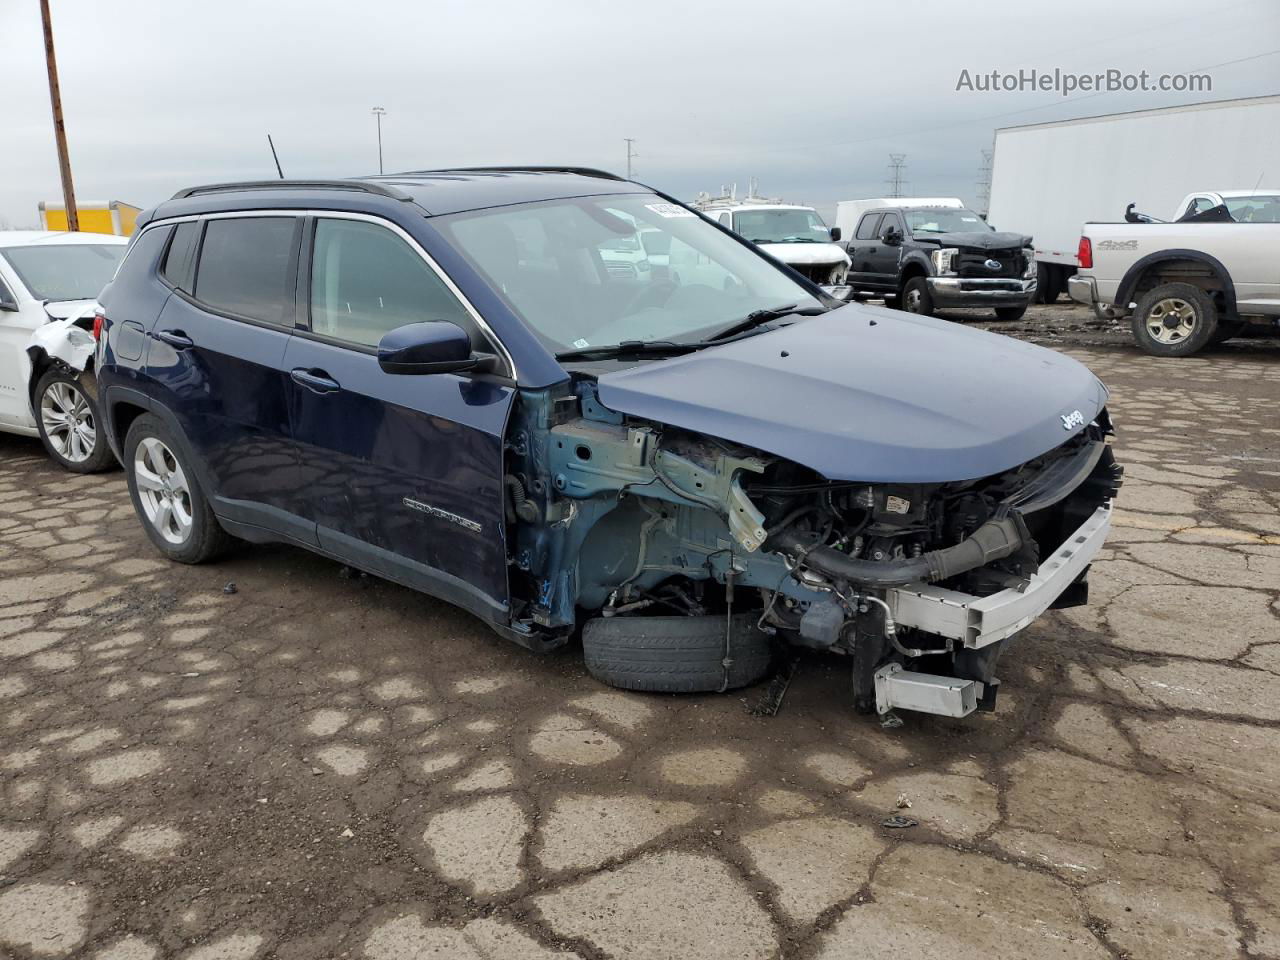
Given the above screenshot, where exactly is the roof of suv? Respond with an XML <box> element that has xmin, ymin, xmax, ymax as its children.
<box><xmin>144</xmin><ymin>167</ymin><xmax>652</xmax><ymax>225</ymax></box>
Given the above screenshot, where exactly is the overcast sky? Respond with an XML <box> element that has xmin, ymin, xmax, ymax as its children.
<box><xmin>2</xmin><ymin>0</ymin><xmax>1277</xmax><ymax>228</ymax></box>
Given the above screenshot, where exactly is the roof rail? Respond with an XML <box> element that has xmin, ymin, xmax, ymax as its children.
<box><xmin>170</xmin><ymin>179</ymin><xmax>415</xmax><ymax>201</ymax></box>
<box><xmin>387</xmin><ymin>166</ymin><xmax>626</xmax><ymax>182</ymax></box>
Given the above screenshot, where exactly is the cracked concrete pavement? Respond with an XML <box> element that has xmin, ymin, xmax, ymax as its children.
<box><xmin>0</xmin><ymin>304</ymin><xmax>1278</xmax><ymax>959</ymax></box>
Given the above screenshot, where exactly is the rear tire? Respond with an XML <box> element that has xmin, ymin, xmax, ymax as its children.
<box><xmin>582</xmin><ymin>614</ymin><xmax>774</xmax><ymax>693</ymax></box>
<box><xmin>124</xmin><ymin>414</ymin><xmax>231</xmax><ymax>564</ymax></box>
<box><xmin>994</xmin><ymin>305</ymin><xmax>1028</xmax><ymax>322</ymax></box>
<box><xmin>34</xmin><ymin>369</ymin><xmax>116</xmax><ymax>473</ymax></box>
<box><xmin>900</xmin><ymin>277</ymin><xmax>934</xmax><ymax>316</ymax></box>
<box><xmin>1036</xmin><ymin>263</ymin><xmax>1060</xmax><ymax>303</ymax></box>
<box><xmin>1131</xmin><ymin>282</ymin><xmax>1218</xmax><ymax>357</ymax></box>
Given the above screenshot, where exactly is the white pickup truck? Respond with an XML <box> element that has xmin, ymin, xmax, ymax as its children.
<box><xmin>1068</xmin><ymin>191</ymin><xmax>1280</xmax><ymax>356</ymax></box>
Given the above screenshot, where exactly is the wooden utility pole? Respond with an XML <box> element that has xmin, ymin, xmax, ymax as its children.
<box><xmin>40</xmin><ymin>0</ymin><xmax>78</xmax><ymax>232</ymax></box>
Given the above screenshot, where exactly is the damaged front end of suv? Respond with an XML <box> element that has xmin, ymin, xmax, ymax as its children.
<box><xmin>499</xmin><ymin>309</ymin><xmax>1121</xmax><ymax>720</ymax></box>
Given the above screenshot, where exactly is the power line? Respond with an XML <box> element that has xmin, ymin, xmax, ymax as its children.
<box><xmin>886</xmin><ymin>154</ymin><xmax>908</xmax><ymax>198</ymax></box>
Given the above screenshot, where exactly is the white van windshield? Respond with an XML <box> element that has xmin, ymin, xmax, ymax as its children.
<box><xmin>437</xmin><ymin>195</ymin><xmax>822</xmax><ymax>352</ymax></box>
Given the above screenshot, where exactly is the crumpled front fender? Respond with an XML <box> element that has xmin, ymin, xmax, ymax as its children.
<box><xmin>26</xmin><ymin>310</ymin><xmax>97</xmax><ymax>375</ymax></box>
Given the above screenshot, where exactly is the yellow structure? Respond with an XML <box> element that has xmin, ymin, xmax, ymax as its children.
<box><xmin>39</xmin><ymin>200</ymin><xmax>140</xmax><ymax>236</ymax></box>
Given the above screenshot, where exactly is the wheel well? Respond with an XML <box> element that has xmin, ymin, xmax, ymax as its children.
<box><xmin>1131</xmin><ymin>258</ymin><xmax>1227</xmax><ymax>307</ymax></box>
<box><xmin>111</xmin><ymin>401</ymin><xmax>147</xmax><ymax>454</ymax></box>
<box><xmin>899</xmin><ymin>263</ymin><xmax>928</xmax><ymax>290</ymax></box>
<box><xmin>24</xmin><ymin>349</ymin><xmax>91</xmax><ymax>411</ymax></box>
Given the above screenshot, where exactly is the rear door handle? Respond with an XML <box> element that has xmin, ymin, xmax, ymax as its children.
<box><xmin>290</xmin><ymin>368</ymin><xmax>341</xmax><ymax>394</ymax></box>
<box><xmin>155</xmin><ymin>329</ymin><xmax>194</xmax><ymax>349</ymax></box>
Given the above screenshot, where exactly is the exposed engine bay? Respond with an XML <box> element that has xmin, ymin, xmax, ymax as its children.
<box><xmin>502</xmin><ymin>378</ymin><xmax>1122</xmax><ymax>717</ymax></box>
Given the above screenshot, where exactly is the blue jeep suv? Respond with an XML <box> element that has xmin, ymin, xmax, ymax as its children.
<box><xmin>96</xmin><ymin>168</ymin><xmax>1120</xmax><ymax>719</ymax></box>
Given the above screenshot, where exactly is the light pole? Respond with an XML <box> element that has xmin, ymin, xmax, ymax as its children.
<box><xmin>372</xmin><ymin>107</ymin><xmax>387</xmax><ymax>175</ymax></box>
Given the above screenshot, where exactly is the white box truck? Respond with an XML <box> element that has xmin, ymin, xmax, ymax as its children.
<box><xmin>986</xmin><ymin>94</ymin><xmax>1280</xmax><ymax>302</ymax></box>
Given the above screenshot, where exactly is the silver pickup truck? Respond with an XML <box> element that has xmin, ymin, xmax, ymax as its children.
<box><xmin>1068</xmin><ymin>196</ymin><xmax>1280</xmax><ymax>356</ymax></box>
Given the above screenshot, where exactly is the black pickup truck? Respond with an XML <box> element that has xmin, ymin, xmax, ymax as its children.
<box><xmin>844</xmin><ymin>205</ymin><xmax>1037</xmax><ymax>320</ymax></box>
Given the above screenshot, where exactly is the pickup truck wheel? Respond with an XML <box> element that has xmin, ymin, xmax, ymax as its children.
<box><xmin>582</xmin><ymin>614</ymin><xmax>774</xmax><ymax>693</ymax></box>
<box><xmin>34</xmin><ymin>369</ymin><xmax>117</xmax><ymax>474</ymax></box>
<box><xmin>124</xmin><ymin>414</ymin><xmax>232</xmax><ymax>564</ymax></box>
<box><xmin>1131</xmin><ymin>282</ymin><xmax>1218</xmax><ymax>357</ymax></box>
<box><xmin>901</xmin><ymin>277</ymin><xmax>934</xmax><ymax>316</ymax></box>
<box><xmin>994</xmin><ymin>305</ymin><xmax>1028</xmax><ymax>322</ymax></box>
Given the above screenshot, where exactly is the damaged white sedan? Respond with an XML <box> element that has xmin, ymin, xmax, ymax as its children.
<box><xmin>0</xmin><ymin>230</ymin><xmax>127</xmax><ymax>471</ymax></box>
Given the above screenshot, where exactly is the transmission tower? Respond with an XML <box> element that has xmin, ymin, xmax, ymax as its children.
<box><xmin>976</xmin><ymin>149</ymin><xmax>993</xmax><ymax>216</ymax></box>
<box><xmin>624</xmin><ymin>138</ymin><xmax>638</xmax><ymax>179</ymax></box>
<box><xmin>885</xmin><ymin>154</ymin><xmax>908</xmax><ymax>198</ymax></box>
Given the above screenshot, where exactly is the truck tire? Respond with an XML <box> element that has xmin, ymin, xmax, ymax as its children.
<box><xmin>1036</xmin><ymin>263</ymin><xmax>1059</xmax><ymax>303</ymax></box>
<box><xmin>124</xmin><ymin>414</ymin><xmax>232</xmax><ymax>564</ymax></box>
<box><xmin>1131</xmin><ymin>282</ymin><xmax>1218</xmax><ymax>357</ymax></box>
<box><xmin>901</xmin><ymin>277</ymin><xmax>934</xmax><ymax>316</ymax></box>
<box><xmin>994</xmin><ymin>305</ymin><xmax>1028</xmax><ymax>322</ymax></box>
<box><xmin>582</xmin><ymin>614</ymin><xmax>774</xmax><ymax>693</ymax></box>
<box><xmin>34</xmin><ymin>368</ymin><xmax>117</xmax><ymax>474</ymax></box>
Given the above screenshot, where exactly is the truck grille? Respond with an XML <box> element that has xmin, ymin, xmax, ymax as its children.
<box><xmin>789</xmin><ymin>262</ymin><xmax>839</xmax><ymax>283</ymax></box>
<box><xmin>956</xmin><ymin>249</ymin><xmax>1024</xmax><ymax>279</ymax></box>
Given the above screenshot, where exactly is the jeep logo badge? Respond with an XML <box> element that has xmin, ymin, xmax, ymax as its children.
<box><xmin>1061</xmin><ymin>410</ymin><xmax>1085</xmax><ymax>430</ymax></box>
<box><xmin>984</xmin><ymin>259</ymin><xmax>1002</xmax><ymax>271</ymax></box>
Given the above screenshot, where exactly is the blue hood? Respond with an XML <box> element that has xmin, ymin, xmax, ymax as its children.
<box><xmin>595</xmin><ymin>304</ymin><xmax>1108</xmax><ymax>483</ymax></box>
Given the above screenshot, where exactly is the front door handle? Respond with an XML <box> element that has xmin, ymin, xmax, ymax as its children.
<box><xmin>155</xmin><ymin>329</ymin><xmax>194</xmax><ymax>349</ymax></box>
<box><xmin>290</xmin><ymin>368</ymin><xmax>341</xmax><ymax>394</ymax></box>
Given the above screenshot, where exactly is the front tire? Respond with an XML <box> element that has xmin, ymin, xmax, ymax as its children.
<box><xmin>582</xmin><ymin>614</ymin><xmax>774</xmax><ymax>693</ymax></box>
<box><xmin>124</xmin><ymin>414</ymin><xmax>231</xmax><ymax>564</ymax></box>
<box><xmin>1131</xmin><ymin>282</ymin><xmax>1218</xmax><ymax>357</ymax></box>
<box><xmin>901</xmin><ymin>277</ymin><xmax>934</xmax><ymax>316</ymax></box>
<box><xmin>34</xmin><ymin>369</ymin><xmax>116</xmax><ymax>473</ymax></box>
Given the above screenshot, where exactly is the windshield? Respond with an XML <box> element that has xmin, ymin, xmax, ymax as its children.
<box><xmin>733</xmin><ymin>208</ymin><xmax>831</xmax><ymax>244</ymax></box>
<box><xmin>1223</xmin><ymin>195</ymin><xmax>1280</xmax><ymax>223</ymax></box>
<box><xmin>436</xmin><ymin>194</ymin><xmax>822</xmax><ymax>353</ymax></box>
<box><xmin>903</xmin><ymin>209</ymin><xmax>991</xmax><ymax>235</ymax></box>
<box><xmin>0</xmin><ymin>244</ymin><xmax>125</xmax><ymax>302</ymax></box>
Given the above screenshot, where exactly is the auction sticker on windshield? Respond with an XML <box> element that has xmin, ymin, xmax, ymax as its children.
<box><xmin>645</xmin><ymin>203</ymin><xmax>695</xmax><ymax>218</ymax></box>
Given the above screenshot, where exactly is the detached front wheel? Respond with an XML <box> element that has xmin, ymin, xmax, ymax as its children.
<box><xmin>1131</xmin><ymin>282</ymin><xmax>1218</xmax><ymax>357</ymax></box>
<box><xmin>35</xmin><ymin>369</ymin><xmax>116</xmax><ymax>473</ymax></box>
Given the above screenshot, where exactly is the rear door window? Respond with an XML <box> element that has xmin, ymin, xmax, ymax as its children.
<box><xmin>309</xmin><ymin>217</ymin><xmax>479</xmax><ymax>349</ymax></box>
<box><xmin>194</xmin><ymin>217</ymin><xmax>298</xmax><ymax>326</ymax></box>
<box><xmin>855</xmin><ymin>214</ymin><xmax>882</xmax><ymax>240</ymax></box>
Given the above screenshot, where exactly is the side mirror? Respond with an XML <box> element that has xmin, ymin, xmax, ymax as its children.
<box><xmin>828</xmin><ymin>226</ymin><xmax>842</xmax><ymax>242</ymax></box>
<box><xmin>880</xmin><ymin>228</ymin><xmax>900</xmax><ymax>246</ymax></box>
<box><xmin>378</xmin><ymin>321</ymin><xmax>479</xmax><ymax>375</ymax></box>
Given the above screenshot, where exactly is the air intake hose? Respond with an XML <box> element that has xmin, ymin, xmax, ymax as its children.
<box><xmin>772</xmin><ymin>512</ymin><xmax>1029</xmax><ymax>589</ymax></box>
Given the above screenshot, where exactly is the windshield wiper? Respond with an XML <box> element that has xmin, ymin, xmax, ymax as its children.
<box><xmin>554</xmin><ymin>340</ymin><xmax>698</xmax><ymax>362</ymax></box>
<box><xmin>708</xmin><ymin>303</ymin><xmax>825</xmax><ymax>341</ymax></box>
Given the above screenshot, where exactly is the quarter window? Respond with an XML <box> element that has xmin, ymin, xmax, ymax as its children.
<box><xmin>194</xmin><ymin>217</ymin><xmax>298</xmax><ymax>326</ymax></box>
<box><xmin>855</xmin><ymin>214</ymin><xmax>882</xmax><ymax>240</ymax></box>
<box><xmin>309</xmin><ymin>218</ymin><xmax>477</xmax><ymax>349</ymax></box>
<box><xmin>162</xmin><ymin>221</ymin><xmax>201</xmax><ymax>292</ymax></box>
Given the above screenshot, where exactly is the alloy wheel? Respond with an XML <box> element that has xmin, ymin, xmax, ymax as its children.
<box><xmin>134</xmin><ymin>437</ymin><xmax>194</xmax><ymax>545</ymax></box>
<box><xmin>40</xmin><ymin>380</ymin><xmax>96</xmax><ymax>463</ymax></box>
<box><xmin>1146</xmin><ymin>297</ymin><xmax>1197</xmax><ymax>344</ymax></box>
